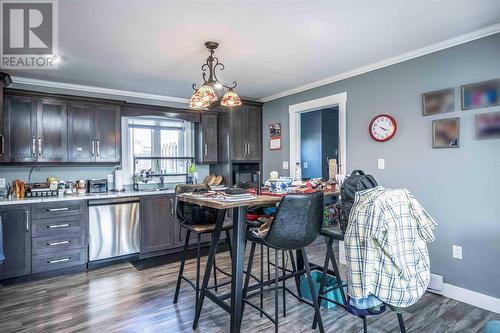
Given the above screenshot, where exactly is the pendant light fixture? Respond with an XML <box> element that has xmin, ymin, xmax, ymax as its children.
<box><xmin>190</xmin><ymin>41</ymin><xmax>242</xmax><ymax>109</ymax></box>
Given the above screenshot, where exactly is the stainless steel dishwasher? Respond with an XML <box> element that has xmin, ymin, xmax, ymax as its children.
<box><xmin>88</xmin><ymin>197</ymin><xmax>140</xmax><ymax>261</ymax></box>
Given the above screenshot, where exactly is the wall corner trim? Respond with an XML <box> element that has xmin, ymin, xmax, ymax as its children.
<box><xmin>443</xmin><ymin>283</ymin><xmax>500</xmax><ymax>314</ymax></box>
<box><xmin>9</xmin><ymin>76</ymin><xmax>190</xmax><ymax>104</ymax></box>
<box><xmin>260</xmin><ymin>23</ymin><xmax>500</xmax><ymax>103</ymax></box>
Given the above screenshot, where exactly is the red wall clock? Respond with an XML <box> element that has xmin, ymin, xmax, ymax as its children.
<box><xmin>369</xmin><ymin>114</ymin><xmax>397</xmax><ymax>142</ymax></box>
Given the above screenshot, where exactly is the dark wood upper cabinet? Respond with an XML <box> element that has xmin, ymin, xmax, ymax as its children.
<box><xmin>1</xmin><ymin>90</ymin><xmax>121</xmax><ymax>164</ymax></box>
<box><xmin>230</xmin><ymin>105</ymin><xmax>262</xmax><ymax>161</ymax></box>
<box><xmin>231</xmin><ymin>107</ymin><xmax>248</xmax><ymax>161</ymax></box>
<box><xmin>36</xmin><ymin>98</ymin><xmax>68</xmax><ymax>162</ymax></box>
<box><xmin>196</xmin><ymin>113</ymin><xmax>218</xmax><ymax>164</ymax></box>
<box><xmin>0</xmin><ymin>205</ymin><xmax>31</xmax><ymax>279</ymax></box>
<box><xmin>140</xmin><ymin>194</ymin><xmax>175</xmax><ymax>255</ymax></box>
<box><xmin>245</xmin><ymin>105</ymin><xmax>262</xmax><ymax>161</ymax></box>
<box><xmin>94</xmin><ymin>104</ymin><xmax>121</xmax><ymax>163</ymax></box>
<box><xmin>3</xmin><ymin>95</ymin><xmax>37</xmax><ymax>163</ymax></box>
<box><xmin>0</xmin><ymin>86</ymin><xmax>6</xmax><ymax>162</ymax></box>
<box><xmin>67</xmin><ymin>102</ymin><xmax>95</xmax><ymax>162</ymax></box>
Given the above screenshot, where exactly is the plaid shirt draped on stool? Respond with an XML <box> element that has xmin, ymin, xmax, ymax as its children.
<box><xmin>344</xmin><ymin>186</ymin><xmax>437</xmax><ymax>308</ymax></box>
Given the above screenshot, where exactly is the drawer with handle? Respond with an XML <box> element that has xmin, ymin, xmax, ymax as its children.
<box><xmin>32</xmin><ymin>200</ymin><xmax>85</xmax><ymax>219</ymax></box>
<box><xmin>32</xmin><ymin>215</ymin><xmax>86</xmax><ymax>237</ymax></box>
<box><xmin>32</xmin><ymin>249</ymin><xmax>87</xmax><ymax>273</ymax></box>
<box><xmin>32</xmin><ymin>233</ymin><xmax>86</xmax><ymax>255</ymax></box>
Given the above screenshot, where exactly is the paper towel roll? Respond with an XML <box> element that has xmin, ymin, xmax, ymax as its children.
<box><xmin>114</xmin><ymin>169</ymin><xmax>124</xmax><ymax>191</ymax></box>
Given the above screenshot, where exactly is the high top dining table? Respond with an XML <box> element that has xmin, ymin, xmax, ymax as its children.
<box><xmin>178</xmin><ymin>194</ymin><xmax>282</xmax><ymax>333</ymax></box>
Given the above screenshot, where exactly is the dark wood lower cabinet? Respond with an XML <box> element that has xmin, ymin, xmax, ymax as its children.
<box><xmin>140</xmin><ymin>194</ymin><xmax>176</xmax><ymax>255</ymax></box>
<box><xmin>0</xmin><ymin>205</ymin><xmax>31</xmax><ymax>279</ymax></box>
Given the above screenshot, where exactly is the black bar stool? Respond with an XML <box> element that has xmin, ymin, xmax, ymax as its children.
<box><xmin>314</xmin><ymin>228</ymin><xmax>407</xmax><ymax>333</ymax></box>
<box><xmin>173</xmin><ymin>184</ymin><xmax>233</xmax><ymax>307</ymax></box>
<box><xmin>243</xmin><ymin>192</ymin><xmax>326</xmax><ymax>333</ymax></box>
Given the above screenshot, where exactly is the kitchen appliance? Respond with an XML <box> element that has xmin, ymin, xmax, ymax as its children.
<box><xmin>87</xmin><ymin>179</ymin><xmax>108</xmax><ymax>193</ymax></box>
<box><xmin>88</xmin><ymin>197</ymin><xmax>140</xmax><ymax>261</ymax></box>
<box><xmin>25</xmin><ymin>182</ymin><xmax>58</xmax><ymax>198</ymax></box>
<box><xmin>232</xmin><ymin>162</ymin><xmax>260</xmax><ymax>188</ymax></box>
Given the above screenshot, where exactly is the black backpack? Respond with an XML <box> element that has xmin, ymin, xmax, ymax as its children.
<box><xmin>335</xmin><ymin>170</ymin><xmax>378</xmax><ymax>233</ymax></box>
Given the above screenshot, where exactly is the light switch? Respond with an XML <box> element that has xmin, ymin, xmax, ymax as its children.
<box><xmin>282</xmin><ymin>161</ymin><xmax>289</xmax><ymax>170</ymax></box>
<box><xmin>452</xmin><ymin>245</ymin><xmax>462</xmax><ymax>260</ymax></box>
<box><xmin>0</xmin><ymin>178</ymin><xmax>5</xmax><ymax>188</ymax></box>
<box><xmin>377</xmin><ymin>158</ymin><xmax>385</xmax><ymax>170</ymax></box>
<box><xmin>303</xmin><ymin>161</ymin><xmax>308</xmax><ymax>169</ymax></box>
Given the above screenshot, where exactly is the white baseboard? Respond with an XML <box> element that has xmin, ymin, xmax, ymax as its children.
<box><xmin>443</xmin><ymin>283</ymin><xmax>500</xmax><ymax>314</ymax></box>
<box><xmin>336</xmin><ymin>240</ymin><xmax>499</xmax><ymax>314</ymax></box>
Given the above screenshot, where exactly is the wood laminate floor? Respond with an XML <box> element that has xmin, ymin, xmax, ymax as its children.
<box><xmin>0</xmin><ymin>240</ymin><xmax>498</xmax><ymax>333</ymax></box>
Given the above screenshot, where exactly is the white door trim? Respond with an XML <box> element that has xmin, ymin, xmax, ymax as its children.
<box><xmin>289</xmin><ymin>92</ymin><xmax>347</xmax><ymax>176</ymax></box>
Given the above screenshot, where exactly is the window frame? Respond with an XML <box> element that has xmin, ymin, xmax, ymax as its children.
<box><xmin>121</xmin><ymin>116</ymin><xmax>194</xmax><ymax>185</ymax></box>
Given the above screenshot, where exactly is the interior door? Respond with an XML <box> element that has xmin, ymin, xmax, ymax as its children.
<box><xmin>68</xmin><ymin>102</ymin><xmax>95</xmax><ymax>162</ymax></box>
<box><xmin>231</xmin><ymin>107</ymin><xmax>248</xmax><ymax>161</ymax></box>
<box><xmin>95</xmin><ymin>104</ymin><xmax>121</xmax><ymax>163</ymax></box>
<box><xmin>36</xmin><ymin>98</ymin><xmax>68</xmax><ymax>162</ymax></box>
<box><xmin>245</xmin><ymin>106</ymin><xmax>262</xmax><ymax>161</ymax></box>
<box><xmin>4</xmin><ymin>95</ymin><xmax>37</xmax><ymax>162</ymax></box>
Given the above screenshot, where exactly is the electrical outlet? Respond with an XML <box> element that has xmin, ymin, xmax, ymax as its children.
<box><xmin>303</xmin><ymin>161</ymin><xmax>308</xmax><ymax>169</ymax></box>
<box><xmin>282</xmin><ymin>161</ymin><xmax>289</xmax><ymax>170</ymax></box>
<box><xmin>377</xmin><ymin>158</ymin><xmax>385</xmax><ymax>170</ymax></box>
<box><xmin>452</xmin><ymin>245</ymin><xmax>462</xmax><ymax>260</ymax></box>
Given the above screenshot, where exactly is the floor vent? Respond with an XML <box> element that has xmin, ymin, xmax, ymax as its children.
<box><xmin>427</xmin><ymin>273</ymin><xmax>444</xmax><ymax>295</ymax></box>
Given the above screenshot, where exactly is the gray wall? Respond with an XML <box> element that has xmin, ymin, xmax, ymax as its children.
<box><xmin>262</xmin><ymin>33</ymin><xmax>500</xmax><ymax>298</ymax></box>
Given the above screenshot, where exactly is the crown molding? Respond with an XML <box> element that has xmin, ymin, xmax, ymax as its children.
<box><xmin>259</xmin><ymin>23</ymin><xmax>500</xmax><ymax>103</ymax></box>
<box><xmin>10</xmin><ymin>76</ymin><xmax>190</xmax><ymax>104</ymax></box>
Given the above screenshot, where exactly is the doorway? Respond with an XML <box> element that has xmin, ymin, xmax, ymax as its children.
<box><xmin>289</xmin><ymin>92</ymin><xmax>347</xmax><ymax>176</ymax></box>
<box><xmin>300</xmin><ymin>107</ymin><xmax>339</xmax><ymax>179</ymax></box>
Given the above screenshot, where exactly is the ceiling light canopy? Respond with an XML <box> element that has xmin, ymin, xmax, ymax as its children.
<box><xmin>190</xmin><ymin>41</ymin><xmax>241</xmax><ymax>109</ymax></box>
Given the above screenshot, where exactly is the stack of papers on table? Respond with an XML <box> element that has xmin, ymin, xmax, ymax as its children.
<box><xmin>216</xmin><ymin>193</ymin><xmax>256</xmax><ymax>202</ymax></box>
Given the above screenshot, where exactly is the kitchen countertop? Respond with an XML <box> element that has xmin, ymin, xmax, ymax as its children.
<box><xmin>0</xmin><ymin>190</ymin><xmax>175</xmax><ymax>206</ymax></box>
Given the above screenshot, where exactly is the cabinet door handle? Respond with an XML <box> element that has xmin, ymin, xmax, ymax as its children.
<box><xmin>25</xmin><ymin>210</ymin><xmax>29</xmax><ymax>231</ymax></box>
<box><xmin>91</xmin><ymin>140</ymin><xmax>95</xmax><ymax>156</ymax></box>
<box><xmin>47</xmin><ymin>257</ymin><xmax>71</xmax><ymax>264</ymax></box>
<box><xmin>47</xmin><ymin>223</ymin><xmax>70</xmax><ymax>229</ymax></box>
<box><xmin>96</xmin><ymin>140</ymin><xmax>100</xmax><ymax>156</ymax></box>
<box><xmin>47</xmin><ymin>207</ymin><xmax>69</xmax><ymax>212</ymax></box>
<box><xmin>0</xmin><ymin>135</ymin><xmax>4</xmax><ymax>156</ymax></box>
<box><xmin>243</xmin><ymin>141</ymin><xmax>247</xmax><ymax>155</ymax></box>
<box><xmin>170</xmin><ymin>198</ymin><xmax>174</xmax><ymax>215</ymax></box>
<box><xmin>38</xmin><ymin>137</ymin><xmax>42</xmax><ymax>157</ymax></box>
<box><xmin>47</xmin><ymin>240</ymin><xmax>71</xmax><ymax>246</ymax></box>
<box><xmin>247</xmin><ymin>142</ymin><xmax>250</xmax><ymax>156</ymax></box>
<box><xmin>32</xmin><ymin>137</ymin><xmax>36</xmax><ymax>157</ymax></box>
<box><xmin>204</xmin><ymin>144</ymin><xmax>208</xmax><ymax>157</ymax></box>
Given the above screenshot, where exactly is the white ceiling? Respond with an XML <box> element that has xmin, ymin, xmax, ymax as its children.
<box><xmin>8</xmin><ymin>0</ymin><xmax>500</xmax><ymax>102</ymax></box>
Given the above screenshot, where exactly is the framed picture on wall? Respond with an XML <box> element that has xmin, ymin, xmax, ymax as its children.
<box><xmin>269</xmin><ymin>123</ymin><xmax>282</xmax><ymax>150</ymax></box>
<box><xmin>422</xmin><ymin>88</ymin><xmax>455</xmax><ymax>116</ymax></box>
<box><xmin>461</xmin><ymin>79</ymin><xmax>500</xmax><ymax>110</ymax></box>
<box><xmin>476</xmin><ymin>112</ymin><xmax>500</xmax><ymax>140</ymax></box>
<box><xmin>432</xmin><ymin>117</ymin><xmax>460</xmax><ymax>149</ymax></box>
